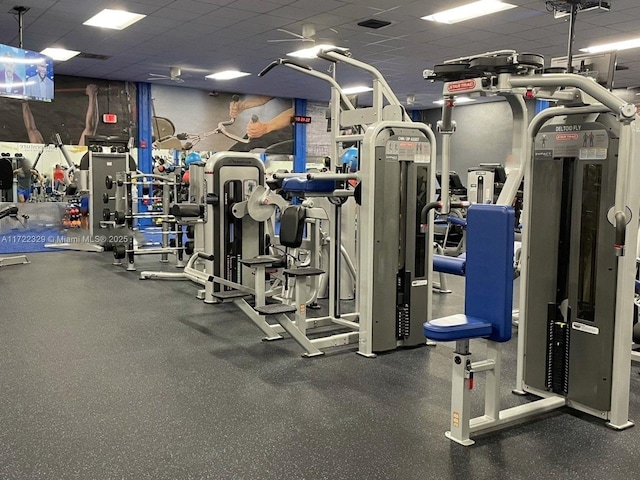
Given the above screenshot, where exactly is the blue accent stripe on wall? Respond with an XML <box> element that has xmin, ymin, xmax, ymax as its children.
<box><xmin>293</xmin><ymin>98</ymin><xmax>307</xmax><ymax>173</ymax></box>
<box><xmin>137</xmin><ymin>82</ymin><xmax>153</xmax><ymax>174</ymax></box>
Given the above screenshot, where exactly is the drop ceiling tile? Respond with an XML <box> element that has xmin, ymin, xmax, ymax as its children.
<box><xmin>228</xmin><ymin>0</ymin><xmax>283</xmax><ymax>14</ymax></box>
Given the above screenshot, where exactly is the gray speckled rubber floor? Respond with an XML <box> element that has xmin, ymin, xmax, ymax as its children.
<box><xmin>1</xmin><ymin>251</ymin><xmax>639</xmax><ymax>480</ymax></box>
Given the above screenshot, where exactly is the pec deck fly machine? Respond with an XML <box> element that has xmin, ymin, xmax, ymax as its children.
<box><xmin>422</xmin><ymin>50</ymin><xmax>640</xmax><ymax>445</ymax></box>
<box><xmin>186</xmin><ymin>48</ymin><xmax>439</xmax><ymax>358</ymax></box>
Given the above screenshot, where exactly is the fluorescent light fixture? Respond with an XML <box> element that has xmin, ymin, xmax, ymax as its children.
<box><xmin>206</xmin><ymin>70</ymin><xmax>251</xmax><ymax>80</ymax></box>
<box><xmin>580</xmin><ymin>37</ymin><xmax>640</xmax><ymax>54</ymax></box>
<box><xmin>433</xmin><ymin>97</ymin><xmax>475</xmax><ymax>105</ymax></box>
<box><xmin>40</xmin><ymin>47</ymin><xmax>80</xmax><ymax>61</ymax></box>
<box><xmin>287</xmin><ymin>44</ymin><xmax>336</xmax><ymax>59</ymax></box>
<box><xmin>83</xmin><ymin>9</ymin><xmax>146</xmax><ymax>30</ymax></box>
<box><xmin>342</xmin><ymin>85</ymin><xmax>373</xmax><ymax>95</ymax></box>
<box><xmin>422</xmin><ymin>0</ymin><xmax>516</xmax><ymax>24</ymax></box>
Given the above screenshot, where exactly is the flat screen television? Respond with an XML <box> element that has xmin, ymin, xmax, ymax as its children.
<box><xmin>0</xmin><ymin>43</ymin><xmax>54</xmax><ymax>102</ymax></box>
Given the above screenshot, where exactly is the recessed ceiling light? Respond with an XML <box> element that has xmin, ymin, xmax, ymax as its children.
<box><xmin>580</xmin><ymin>37</ymin><xmax>640</xmax><ymax>54</ymax></box>
<box><xmin>287</xmin><ymin>44</ymin><xmax>341</xmax><ymax>59</ymax></box>
<box><xmin>40</xmin><ymin>47</ymin><xmax>80</xmax><ymax>61</ymax></box>
<box><xmin>422</xmin><ymin>0</ymin><xmax>517</xmax><ymax>24</ymax></box>
<box><xmin>433</xmin><ymin>97</ymin><xmax>475</xmax><ymax>105</ymax></box>
<box><xmin>206</xmin><ymin>70</ymin><xmax>251</xmax><ymax>80</ymax></box>
<box><xmin>342</xmin><ymin>85</ymin><xmax>373</xmax><ymax>95</ymax></box>
<box><xmin>83</xmin><ymin>9</ymin><xmax>146</xmax><ymax>30</ymax></box>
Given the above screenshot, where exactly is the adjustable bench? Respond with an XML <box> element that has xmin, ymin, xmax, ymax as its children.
<box><xmin>423</xmin><ymin>204</ymin><xmax>514</xmax><ymax>445</ymax></box>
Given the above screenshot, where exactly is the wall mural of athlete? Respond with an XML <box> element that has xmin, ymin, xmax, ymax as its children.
<box><xmin>150</xmin><ymin>85</ymin><xmax>293</xmax><ymax>155</ymax></box>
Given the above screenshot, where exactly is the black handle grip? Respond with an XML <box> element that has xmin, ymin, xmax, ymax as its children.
<box><xmin>259</xmin><ymin>58</ymin><xmax>313</xmax><ymax>77</ymax></box>
<box><xmin>614</xmin><ymin>211</ymin><xmax>627</xmax><ymax>254</ymax></box>
<box><xmin>251</xmin><ymin>114</ymin><xmax>259</xmax><ymax>123</ymax></box>
<box><xmin>232</xmin><ymin>94</ymin><xmax>240</xmax><ymax>102</ymax></box>
<box><xmin>258</xmin><ymin>61</ymin><xmax>281</xmax><ymax>77</ymax></box>
<box><xmin>280</xmin><ymin>59</ymin><xmax>313</xmax><ymax>71</ymax></box>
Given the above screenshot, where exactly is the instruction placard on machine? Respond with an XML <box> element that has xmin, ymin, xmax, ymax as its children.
<box><xmin>534</xmin><ymin>126</ymin><xmax>609</xmax><ymax>160</ymax></box>
<box><xmin>386</xmin><ymin>138</ymin><xmax>430</xmax><ymax>163</ymax></box>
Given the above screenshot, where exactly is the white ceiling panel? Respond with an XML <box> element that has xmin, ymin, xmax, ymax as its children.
<box><xmin>0</xmin><ymin>0</ymin><xmax>634</xmax><ymax>104</ymax></box>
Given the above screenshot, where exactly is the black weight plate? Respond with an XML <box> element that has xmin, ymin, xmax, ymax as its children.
<box><xmin>469</xmin><ymin>54</ymin><xmax>514</xmax><ymax>70</ymax></box>
<box><xmin>517</xmin><ymin>53</ymin><xmax>545</xmax><ymax>69</ymax></box>
<box><xmin>544</xmin><ymin>67</ymin><xmax>567</xmax><ymax>74</ymax></box>
<box><xmin>433</xmin><ymin>62</ymin><xmax>470</xmax><ymax>74</ymax></box>
<box><xmin>431</xmin><ymin>63</ymin><xmax>483</xmax><ymax>82</ymax></box>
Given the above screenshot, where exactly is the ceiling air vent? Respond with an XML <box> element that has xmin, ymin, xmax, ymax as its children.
<box><xmin>357</xmin><ymin>19</ymin><xmax>391</xmax><ymax>29</ymax></box>
<box><xmin>77</xmin><ymin>52</ymin><xmax>111</xmax><ymax>60</ymax></box>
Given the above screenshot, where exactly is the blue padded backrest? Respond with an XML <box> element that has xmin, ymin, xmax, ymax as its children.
<box><xmin>282</xmin><ymin>177</ymin><xmax>336</xmax><ymax>193</ymax></box>
<box><xmin>464</xmin><ymin>204</ymin><xmax>515</xmax><ymax>342</ymax></box>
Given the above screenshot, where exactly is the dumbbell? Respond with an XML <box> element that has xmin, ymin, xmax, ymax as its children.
<box><xmin>102</xmin><ymin>208</ymin><xmax>127</xmax><ymax>225</ymax></box>
<box><xmin>113</xmin><ymin>244</ymin><xmax>126</xmax><ymax>260</ymax></box>
<box><xmin>105</xmin><ymin>175</ymin><xmax>125</xmax><ymax>190</ymax></box>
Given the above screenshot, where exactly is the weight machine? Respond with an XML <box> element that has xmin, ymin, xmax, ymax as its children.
<box><xmin>260</xmin><ymin>48</ymin><xmax>437</xmax><ymax>356</ymax></box>
<box><xmin>45</xmin><ymin>136</ymin><xmax>135</xmax><ymax>252</ymax></box>
<box><xmin>423</xmin><ymin>50</ymin><xmax>640</xmax><ymax>445</ymax></box>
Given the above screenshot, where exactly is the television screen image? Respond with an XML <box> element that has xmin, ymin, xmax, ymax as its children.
<box><xmin>0</xmin><ymin>43</ymin><xmax>53</xmax><ymax>102</ymax></box>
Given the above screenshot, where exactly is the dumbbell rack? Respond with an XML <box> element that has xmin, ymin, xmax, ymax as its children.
<box><xmin>45</xmin><ymin>140</ymin><xmax>134</xmax><ymax>253</ymax></box>
<box><xmin>61</xmin><ymin>199</ymin><xmax>81</xmax><ymax>229</ymax></box>
<box><xmin>106</xmin><ymin>171</ymin><xmax>186</xmax><ymax>271</ymax></box>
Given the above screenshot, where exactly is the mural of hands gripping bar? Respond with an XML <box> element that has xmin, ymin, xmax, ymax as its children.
<box><xmin>226</xmin><ymin>94</ymin><xmax>294</xmax><ymax>153</ymax></box>
<box><xmin>214</xmin><ymin>95</ymin><xmax>258</xmax><ymax>144</ymax></box>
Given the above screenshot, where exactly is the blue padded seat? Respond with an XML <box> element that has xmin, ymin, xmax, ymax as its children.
<box><xmin>282</xmin><ymin>177</ymin><xmax>336</xmax><ymax>193</ymax></box>
<box><xmin>433</xmin><ymin>254</ymin><xmax>466</xmax><ymax>276</ymax></box>
<box><xmin>424</xmin><ymin>204</ymin><xmax>515</xmax><ymax>343</ymax></box>
<box><xmin>422</xmin><ymin>314</ymin><xmax>492</xmax><ymax>342</ymax></box>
